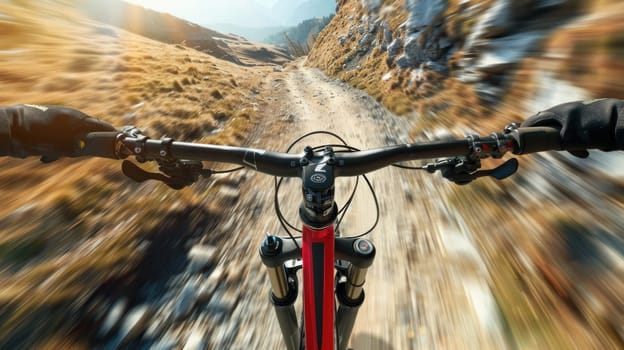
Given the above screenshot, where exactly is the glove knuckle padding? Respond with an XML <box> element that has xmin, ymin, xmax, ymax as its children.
<box><xmin>27</xmin><ymin>108</ymin><xmax>75</xmax><ymax>153</ymax></box>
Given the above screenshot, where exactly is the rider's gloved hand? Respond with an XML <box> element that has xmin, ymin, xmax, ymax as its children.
<box><xmin>0</xmin><ymin>104</ymin><xmax>115</xmax><ymax>162</ymax></box>
<box><xmin>521</xmin><ymin>98</ymin><xmax>624</xmax><ymax>158</ymax></box>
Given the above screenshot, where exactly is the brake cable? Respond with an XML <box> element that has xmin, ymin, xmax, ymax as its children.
<box><xmin>392</xmin><ymin>163</ymin><xmax>427</xmax><ymax>170</ymax></box>
<box><xmin>211</xmin><ymin>166</ymin><xmax>245</xmax><ymax>174</ymax></box>
<box><xmin>275</xmin><ymin>131</ymin><xmax>355</xmax><ymax>248</ymax></box>
<box><xmin>285</xmin><ymin>131</ymin><xmax>350</xmax><ymax>152</ymax></box>
<box><xmin>274</xmin><ymin>132</ymin><xmax>382</xmax><ymax>246</ymax></box>
<box><xmin>347</xmin><ymin>174</ymin><xmax>380</xmax><ymax>238</ymax></box>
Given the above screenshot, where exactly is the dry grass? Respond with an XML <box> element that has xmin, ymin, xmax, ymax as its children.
<box><xmin>311</xmin><ymin>0</ymin><xmax>624</xmax><ymax>133</ymax></box>
<box><xmin>308</xmin><ymin>0</ymin><xmax>624</xmax><ymax>130</ymax></box>
<box><xmin>308</xmin><ymin>0</ymin><xmax>624</xmax><ymax>347</ymax></box>
<box><xmin>308</xmin><ymin>0</ymin><xmax>496</xmax><ymax>132</ymax></box>
<box><xmin>546</xmin><ymin>2</ymin><xmax>624</xmax><ymax>98</ymax></box>
<box><xmin>0</xmin><ymin>0</ymin><xmax>275</xmax><ymax>345</ymax></box>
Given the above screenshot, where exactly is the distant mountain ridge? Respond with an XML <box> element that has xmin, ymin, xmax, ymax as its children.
<box><xmin>204</xmin><ymin>0</ymin><xmax>335</xmax><ymax>40</ymax></box>
<box><xmin>266</xmin><ymin>15</ymin><xmax>334</xmax><ymax>52</ymax></box>
<box><xmin>209</xmin><ymin>23</ymin><xmax>288</xmax><ymax>43</ymax></box>
<box><xmin>78</xmin><ymin>0</ymin><xmax>291</xmax><ymax>66</ymax></box>
<box><xmin>288</xmin><ymin>0</ymin><xmax>336</xmax><ymax>24</ymax></box>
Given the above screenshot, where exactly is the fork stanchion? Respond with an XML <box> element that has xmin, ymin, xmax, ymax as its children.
<box><xmin>267</xmin><ymin>264</ymin><xmax>289</xmax><ymax>299</ymax></box>
<box><xmin>335</xmin><ymin>238</ymin><xmax>375</xmax><ymax>350</ymax></box>
<box><xmin>344</xmin><ymin>264</ymin><xmax>368</xmax><ymax>301</ymax></box>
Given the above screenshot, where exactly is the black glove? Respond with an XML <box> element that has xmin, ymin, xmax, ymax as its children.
<box><xmin>0</xmin><ymin>104</ymin><xmax>115</xmax><ymax>162</ymax></box>
<box><xmin>521</xmin><ymin>98</ymin><xmax>624</xmax><ymax>158</ymax></box>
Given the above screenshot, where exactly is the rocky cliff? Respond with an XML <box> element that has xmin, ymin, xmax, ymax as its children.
<box><xmin>309</xmin><ymin>0</ymin><xmax>624</xmax><ymax>129</ymax></box>
<box><xmin>308</xmin><ymin>1</ymin><xmax>624</xmax><ymax>348</ymax></box>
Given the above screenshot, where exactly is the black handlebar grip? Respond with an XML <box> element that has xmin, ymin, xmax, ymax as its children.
<box><xmin>82</xmin><ymin>132</ymin><xmax>120</xmax><ymax>159</ymax></box>
<box><xmin>510</xmin><ymin>127</ymin><xmax>562</xmax><ymax>154</ymax></box>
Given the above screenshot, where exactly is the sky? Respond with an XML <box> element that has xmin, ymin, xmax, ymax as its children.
<box><xmin>124</xmin><ymin>0</ymin><xmax>285</xmax><ymax>27</ymax></box>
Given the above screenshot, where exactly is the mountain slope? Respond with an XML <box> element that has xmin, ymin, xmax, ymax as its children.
<box><xmin>309</xmin><ymin>0</ymin><xmax>624</xmax><ymax>126</ymax></box>
<box><xmin>207</xmin><ymin>23</ymin><xmax>288</xmax><ymax>43</ymax></box>
<box><xmin>0</xmin><ymin>0</ymin><xmax>278</xmax><ymax>347</ymax></box>
<box><xmin>307</xmin><ymin>0</ymin><xmax>624</xmax><ymax>348</ymax></box>
<box><xmin>77</xmin><ymin>0</ymin><xmax>291</xmax><ymax>66</ymax></box>
<box><xmin>266</xmin><ymin>16</ymin><xmax>334</xmax><ymax>51</ymax></box>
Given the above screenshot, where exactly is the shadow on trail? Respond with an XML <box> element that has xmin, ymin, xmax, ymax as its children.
<box><xmin>559</xmin><ymin>221</ymin><xmax>624</xmax><ymax>270</ymax></box>
<box><xmin>83</xmin><ymin>204</ymin><xmax>222</xmax><ymax>348</ymax></box>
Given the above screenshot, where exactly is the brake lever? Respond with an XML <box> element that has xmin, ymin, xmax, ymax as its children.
<box><xmin>122</xmin><ymin>160</ymin><xmax>213</xmax><ymax>190</ymax></box>
<box><xmin>122</xmin><ymin>160</ymin><xmax>175</xmax><ymax>187</ymax></box>
<box><xmin>452</xmin><ymin>158</ymin><xmax>518</xmax><ymax>184</ymax></box>
<box><xmin>475</xmin><ymin>158</ymin><xmax>518</xmax><ymax>180</ymax></box>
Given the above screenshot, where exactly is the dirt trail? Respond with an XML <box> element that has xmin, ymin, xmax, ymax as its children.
<box><xmin>213</xmin><ymin>59</ymin><xmax>510</xmax><ymax>349</ymax></box>
<box><xmin>108</xmin><ymin>60</ymin><xmax>511</xmax><ymax>349</ymax></box>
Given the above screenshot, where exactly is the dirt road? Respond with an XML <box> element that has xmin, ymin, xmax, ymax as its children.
<box><xmin>202</xmin><ymin>60</ymin><xmax>510</xmax><ymax>349</ymax></box>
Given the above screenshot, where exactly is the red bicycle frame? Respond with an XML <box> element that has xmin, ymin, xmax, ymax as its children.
<box><xmin>301</xmin><ymin>225</ymin><xmax>336</xmax><ymax>350</ymax></box>
<box><xmin>259</xmin><ymin>152</ymin><xmax>377</xmax><ymax>350</ymax></box>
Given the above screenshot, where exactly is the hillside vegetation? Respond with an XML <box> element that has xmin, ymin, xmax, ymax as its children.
<box><xmin>266</xmin><ymin>15</ymin><xmax>334</xmax><ymax>56</ymax></box>
<box><xmin>307</xmin><ymin>0</ymin><xmax>624</xmax><ymax>348</ymax></box>
<box><xmin>309</xmin><ymin>0</ymin><xmax>624</xmax><ymax>129</ymax></box>
<box><xmin>0</xmin><ymin>0</ymin><xmax>281</xmax><ymax>347</ymax></box>
<box><xmin>77</xmin><ymin>0</ymin><xmax>292</xmax><ymax>66</ymax></box>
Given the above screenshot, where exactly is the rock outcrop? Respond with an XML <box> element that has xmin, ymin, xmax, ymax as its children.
<box><xmin>343</xmin><ymin>0</ymin><xmax>580</xmax><ymax>103</ymax></box>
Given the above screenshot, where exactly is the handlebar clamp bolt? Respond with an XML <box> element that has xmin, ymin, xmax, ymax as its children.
<box><xmin>160</xmin><ymin>150</ymin><xmax>167</xmax><ymax>157</ymax></box>
<box><xmin>300</xmin><ymin>158</ymin><xmax>309</xmax><ymax>166</ymax></box>
<box><xmin>134</xmin><ymin>147</ymin><xmax>142</xmax><ymax>154</ymax></box>
<box><xmin>304</xmin><ymin>146</ymin><xmax>314</xmax><ymax>157</ymax></box>
<box><xmin>504</xmin><ymin>123</ymin><xmax>520</xmax><ymax>134</ymax></box>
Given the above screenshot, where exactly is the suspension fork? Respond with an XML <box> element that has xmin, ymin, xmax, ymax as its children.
<box><xmin>260</xmin><ymin>228</ymin><xmax>337</xmax><ymax>350</ymax></box>
<box><xmin>259</xmin><ymin>234</ymin><xmax>376</xmax><ymax>350</ymax></box>
<box><xmin>259</xmin><ymin>236</ymin><xmax>302</xmax><ymax>350</ymax></box>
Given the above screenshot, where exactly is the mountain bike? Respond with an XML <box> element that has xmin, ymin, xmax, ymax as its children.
<box><xmin>82</xmin><ymin>123</ymin><xmax>562</xmax><ymax>350</ymax></box>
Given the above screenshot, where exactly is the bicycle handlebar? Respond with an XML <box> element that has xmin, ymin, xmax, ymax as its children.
<box><xmin>84</xmin><ymin>132</ymin><xmax>302</xmax><ymax>176</ymax></box>
<box><xmin>82</xmin><ymin>126</ymin><xmax>562</xmax><ymax>178</ymax></box>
